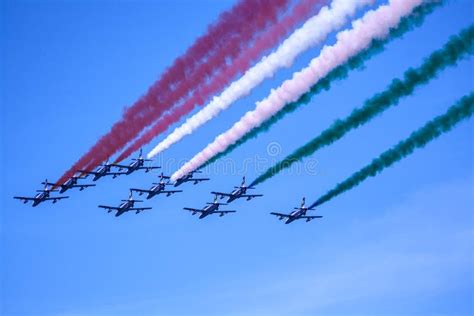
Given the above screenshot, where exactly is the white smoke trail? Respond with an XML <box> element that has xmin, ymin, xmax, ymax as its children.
<box><xmin>147</xmin><ymin>0</ymin><xmax>374</xmax><ymax>159</ymax></box>
<box><xmin>171</xmin><ymin>0</ymin><xmax>423</xmax><ymax>182</ymax></box>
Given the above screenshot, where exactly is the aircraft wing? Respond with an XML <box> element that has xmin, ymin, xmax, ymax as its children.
<box><xmin>300</xmin><ymin>215</ymin><xmax>323</xmax><ymax>221</ymax></box>
<box><xmin>214</xmin><ymin>210</ymin><xmax>236</xmax><ymax>216</ymax></box>
<box><xmin>270</xmin><ymin>212</ymin><xmax>291</xmax><ymax>219</ymax></box>
<box><xmin>138</xmin><ymin>166</ymin><xmax>161</xmax><ymax>171</ymax></box>
<box><xmin>182</xmin><ymin>178</ymin><xmax>209</xmax><ymax>184</ymax></box>
<box><xmin>98</xmin><ymin>205</ymin><xmax>121</xmax><ymax>211</ymax></box>
<box><xmin>193</xmin><ymin>178</ymin><xmax>209</xmax><ymax>182</ymax></box>
<box><xmin>241</xmin><ymin>194</ymin><xmax>263</xmax><ymax>198</ymax></box>
<box><xmin>14</xmin><ymin>196</ymin><xmax>36</xmax><ymax>201</ymax></box>
<box><xmin>129</xmin><ymin>207</ymin><xmax>152</xmax><ymax>212</ymax></box>
<box><xmin>43</xmin><ymin>196</ymin><xmax>69</xmax><ymax>201</ymax></box>
<box><xmin>130</xmin><ymin>188</ymin><xmax>153</xmax><ymax>194</ymax></box>
<box><xmin>111</xmin><ymin>163</ymin><xmax>130</xmax><ymax>169</ymax></box>
<box><xmin>206</xmin><ymin>202</ymin><xmax>228</xmax><ymax>206</ymax></box>
<box><xmin>72</xmin><ymin>184</ymin><xmax>96</xmax><ymax>189</ymax></box>
<box><xmin>183</xmin><ymin>207</ymin><xmax>204</xmax><ymax>214</ymax></box>
<box><xmin>162</xmin><ymin>190</ymin><xmax>182</xmax><ymax>195</ymax></box>
<box><xmin>211</xmin><ymin>191</ymin><xmax>232</xmax><ymax>197</ymax></box>
<box><xmin>103</xmin><ymin>172</ymin><xmax>127</xmax><ymax>178</ymax></box>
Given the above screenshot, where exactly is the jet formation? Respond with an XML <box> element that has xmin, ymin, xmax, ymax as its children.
<box><xmin>14</xmin><ymin>149</ymin><xmax>321</xmax><ymax>224</ymax></box>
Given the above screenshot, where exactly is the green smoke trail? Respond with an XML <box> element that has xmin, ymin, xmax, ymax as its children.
<box><xmin>251</xmin><ymin>25</ymin><xmax>474</xmax><ymax>186</ymax></box>
<box><xmin>201</xmin><ymin>1</ymin><xmax>444</xmax><ymax>169</ymax></box>
<box><xmin>310</xmin><ymin>93</ymin><xmax>474</xmax><ymax>208</ymax></box>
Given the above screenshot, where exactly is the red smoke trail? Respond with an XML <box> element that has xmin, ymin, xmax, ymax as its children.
<box><xmin>56</xmin><ymin>0</ymin><xmax>290</xmax><ymax>186</ymax></box>
<box><xmin>116</xmin><ymin>0</ymin><xmax>327</xmax><ymax>162</ymax></box>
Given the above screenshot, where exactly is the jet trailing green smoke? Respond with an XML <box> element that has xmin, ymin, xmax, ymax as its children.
<box><xmin>311</xmin><ymin>93</ymin><xmax>474</xmax><ymax>208</ymax></box>
<box><xmin>201</xmin><ymin>0</ymin><xmax>445</xmax><ymax>169</ymax></box>
<box><xmin>251</xmin><ymin>25</ymin><xmax>474</xmax><ymax>186</ymax></box>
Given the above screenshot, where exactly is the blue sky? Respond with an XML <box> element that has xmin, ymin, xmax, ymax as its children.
<box><xmin>1</xmin><ymin>0</ymin><xmax>473</xmax><ymax>315</ymax></box>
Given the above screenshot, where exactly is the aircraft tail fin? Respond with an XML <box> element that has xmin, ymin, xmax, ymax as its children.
<box><xmin>160</xmin><ymin>173</ymin><xmax>171</xmax><ymax>179</ymax></box>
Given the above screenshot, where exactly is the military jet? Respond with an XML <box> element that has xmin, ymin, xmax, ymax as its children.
<box><xmin>130</xmin><ymin>173</ymin><xmax>182</xmax><ymax>199</ymax></box>
<box><xmin>212</xmin><ymin>176</ymin><xmax>263</xmax><ymax>203</ymax></box>
<box><xmin>79</xmin><ymin>160</ymin><xmax>126</xmax><ymax>181</ymax></box>
<box><xmin>173</xmin><ymin>170</ymin><xmax>209</xmax><ymax>187</ymax></box>
<box><xmin>270</xmin><ymin>197</ymin><xmax>322</xmax><ymax>224</ymax></box>
<box><xmin>112</xmin><ymin>149</ymin><xmax>160</xmax><ymax>175</ymax></box>
<box><xmin>183</xmin><ymin>195</ymin><xmax>236</xmax><ymax>219</ymax></box>
<box><xmin>43</xmin><ymin>174</ymin><xmax>95</xmax><ymax>194</ymax></box>
<box><xmin>98</xmin><ymin>191</ymin><xmax>152</xmax><ymax>217</ymax></box>
<box><xmin>14</xmin><ymin>180</ymin><xmax>69</xmax><ymax>207</ymax></box>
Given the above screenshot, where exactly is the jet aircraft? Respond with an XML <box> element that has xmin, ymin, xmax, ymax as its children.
<box><xmin>212</xmin><ymin>176</ymin><xmax>263</xmax><ymax>203</ymax></box>
<box><xmin>111</xmin><ymin>149</ymin><xmax>160</xmax><ymax>175</ymax></box>
<box><xmin>131</xmin><ymin>173</ymin><xmax>182</xmax><ymax>199</ymax></box>
<box><xmin>79</xmin><ymin>160</ymin><xmax>126</xmax><ymax>181</ymax></box>
<box><xmin>98</xmin><ymin>191</ymin><xmax>152</xmax><ymax>217</ymax></box>
<box><xmin>43</xmin><ymin>175</ymin><xmax>95</xmax><ymax>194</ymax></box>
<box><xmin>14</xmin><ymin>180</ymin><xmax>69</xmax><ymax>207</ymax></box>
<box><xmin>270</xmin><ymin>197</ymin><xmax>322</xmax><ymax>224</ymax></box>
<box><xmin>173</xmin><ymin>170</ymin><xmax>209</xmax><ymax>187</ymax></box>
<box><xmin>183</xmin><ymin>195</ymin><xmax>236</xmax><ymax>219</ymax></box>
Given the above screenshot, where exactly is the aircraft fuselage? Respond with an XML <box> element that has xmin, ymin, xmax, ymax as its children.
<box><xmin>115</xmin><ymin>200</ymin><xmax>135</xmax><ymax>217</ymax></box>
<box><xmin>124</xmin><ymin>160</ymin><xmax>144</xmax><ymax>175</ymax></box>
<box><xmin>174</xmin><ymin>174</ymin><xmax>191</xmax><ymax>187</ymax></box>
<box><xmin>285</xmin><ymin>209</ymin><xmax>307</xmax><ymax>224</ymax></box>
<box><xmin>93</xmin><ymin>165</ymin><xmax>111</xmax><ymax>181</ymax></box>
<box><xmin>31</xmin><ymin>191</ymin><xmax>49</xmax><ymax>207</ymax></box>
<box><xmin>226</xmin><ymin>187</ymin><xmax>247</xmax><ymax>203</ymax></box>
<box><xmin>198</xmin><ymin>203</ymin><xmax>219</xmax><ymax>219</ymax></box>
<box><xmin>146</xmin><ymin>183</ymin><xmax>166</xmax><ymax>199</ymax></box>
<box><xmin>59</xmin><ymin>177</ymin><xmax>78</xmax><ymax>193</ymax></box>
